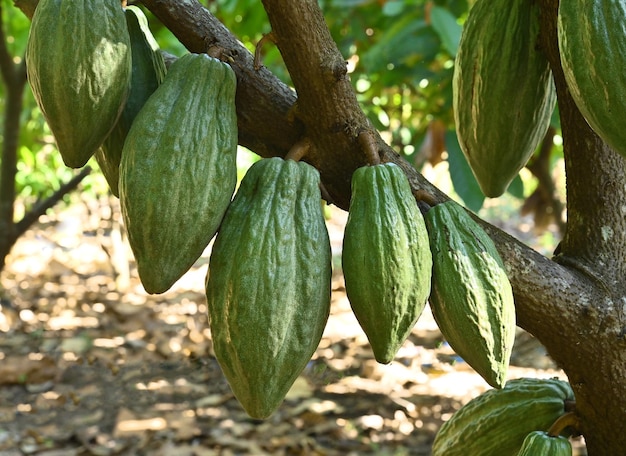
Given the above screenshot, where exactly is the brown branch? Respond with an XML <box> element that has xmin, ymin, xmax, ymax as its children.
<box><xmin>13</xmin><ymin>166</ymin><xmax>92</xmax><ymax>242</ymax></box>
<box><xmin>255</xmin><ymin>0</ymin><xmax>601</xmax><ymax>362</ymax></box>
<box><xmin>136</xmin><ymin>0</ymin><xmax>446</xmax><ymax>209</ymax></box>
<box><xmin>13</xmin><ymin>0</ymin><xmax>37</xmax><ymax>19</ymax></box>
<box><xmin>139</xmin><ymin>0</ymin><xmax>304</xmax><ymax>164</ymax></box>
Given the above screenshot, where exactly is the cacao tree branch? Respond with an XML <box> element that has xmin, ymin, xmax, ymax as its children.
<box><xmin>138</xmin><ymin>0</ymin><xmax>446</xmax><ymax>210</ymax></box>
<box><xmin>12</xmin><ymin>167</ymin><xmax>92</xmax><ymax>244</ymax></box>
<box><xmin>139</xmin><ymin>0</ymin><xmax>304</xmax><ymax>163</ymax></box>
<box><xmin>13</xmin><ymin>0</ymin><xmax>37</xmax><ymax>19</ymax></box>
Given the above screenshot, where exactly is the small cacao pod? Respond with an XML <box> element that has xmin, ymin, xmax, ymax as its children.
<box><xmin>206</xmin><ymin>157</ymin><xmax>332</xmax><ymax>419</ymax></box>
<box><xmin>432</xmin><ymin>378</ymin><xmax>574</xmax><ymax>456</ymax></box>
<box><xmin>453</xmin><ymin>0</ymin><xmax>556</xmax><ymax>197</ymax></box>
<box><xmin>96</xmin><ymin>5</ymin><xmax>167</xmax><ymax>197</ymax></box>
<box><xmin>119</xmin><ymin>53</ymin><xmax>237</xmax><ymax>294</ymax></box>
<box><xmin>558</xmin><ymin>0</ymin><xmax>626</xmax><ymax>158</ymax></box>
<box><xmin>425</xmin><ymin>201</ymin><xmax>515</xmax><ymax>388</ymax></box>
<box><xmin>517</xmin><ymin>431</ymin><xmax>572</xmax><ymax>456</ymax></box>
<box><xmin>342</xmin><ymin>163</ymin><xmax>432</xmax><ymax>364</ymax></box>
<box><xmin>26</xmin><ymin>0</ymin><xmax>131</xmax><ymax>168</ymax></box>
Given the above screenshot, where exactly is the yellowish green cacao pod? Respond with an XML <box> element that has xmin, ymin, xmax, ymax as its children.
<box><xmin>425</xmin><ymin>201</ymin><xmax>515</xmax><ymax>388</ymax></box>
<box><xmin>453</xmin><ymin>0</ymin><xmax>556</xmax><ymax>197</ymax></box>
<box><xmin>120</xmin><ymin>53</ymin><xmax>237</xmax><ymax>294</ymax></box>
<box><xmin>26</xmin><ymin>0</ymin><xmax>131</xmax><ymax>168</ymax></box>
<box><xmin>558</xmin><ymin>0</ymin><xmax>626</xmax><ymax>158</ymax></box>
<box><xmin>96</xmin><ymin>5</ymin><xmax>167</xmax><ymax>197</ymax></box>
<box><xmin>432</xmin><ymin>378</ymin><xmax>574</xmax><ymax>456</ymax></box>
<box><xmin>342</xmin><ymin>163</ymin><xmax>432</xmax><ymax>364</ymax></box>
<box><xmin>206</xmin><ymin>158</ymin><xmax>332</xmax><ymax>420</ymax></box>
<box><xmin>517</xmin><ymin>431</ymin><xmax>572</xmax><ymax>456</ymax></box>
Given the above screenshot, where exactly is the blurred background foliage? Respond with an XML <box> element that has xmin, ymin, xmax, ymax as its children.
<box><xmin>2</xmin><ymin>0</ymin><xmax>564</xmax><ymax>220</ymax></box>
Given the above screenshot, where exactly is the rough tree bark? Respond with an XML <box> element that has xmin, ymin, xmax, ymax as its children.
<box><xmin>15</xmin><ymin>0</ymin><xmax>626</xmax><ymax>453</ymax></box>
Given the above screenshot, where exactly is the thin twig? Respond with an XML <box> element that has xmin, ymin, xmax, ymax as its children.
<box><xmin>12</xmin><ymin>167</ymin><xmax>92</xmax><ymax>243</ymax></box>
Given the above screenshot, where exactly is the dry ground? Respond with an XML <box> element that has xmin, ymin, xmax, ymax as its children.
<box><xmin>0</xmin><ymin>195</ymin><xmax>585</xmax><ymax>455</ymax></box>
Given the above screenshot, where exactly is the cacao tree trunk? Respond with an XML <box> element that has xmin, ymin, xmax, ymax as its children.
<box><xmin>536</xmin><ymin>1</ymin><xmax>626</xmax><ymax>453</ymax></box>
<box><xmin>16</xmin><ymin>0</ymin><xmax>626</xmax><ymax>453</ymax></box>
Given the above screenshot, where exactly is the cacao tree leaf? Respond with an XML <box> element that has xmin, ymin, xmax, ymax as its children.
<box><xmin>445</xmin><ymin>130</ymin><xmax>484</xmax><ymax>212</ymax></box>
<box><xmin>382</xmin><ymin>1</ymin><xmax>406</xmax><ymax>16</ymax></box>
<box><xmin>361</xmin><ymin>15</ymin><xmax>439</xmax><ymax>73</ymax></box>
<box><xmin>329</xmin><ymin>0</ymin><xmax>375</xmax><ymax>7</ymax></box>
<box><xmin>430</xmin><ymin>5</ymin><xmax>461</xmax><ymax>56</ymax></box>
<box><xmin>506</xmin><ymin>174</ymin><xmax>524</xmax><ymax>199</ymax></box>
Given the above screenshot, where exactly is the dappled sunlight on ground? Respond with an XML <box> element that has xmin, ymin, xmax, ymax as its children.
<box><xmin>0</xmin><ymin>196</ymin><xmax>584</xmax><ymax>455</ymax></box>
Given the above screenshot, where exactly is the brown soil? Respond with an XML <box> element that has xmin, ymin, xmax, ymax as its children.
<box><xmin>0</xmin><ymin>196</ymin><xmax>585</xmax><ymax>455</ymax></box>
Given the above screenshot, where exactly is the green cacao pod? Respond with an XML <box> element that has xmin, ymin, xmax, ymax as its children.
<box><xmin>26</xmin><ymin>0</ymin><xmax>131</xmax><ymax>168</ymax></box>
<box><xmin>432</xmin><ymin>378</ymin><xmax>574</xmax><ymax>456</ymax></box>
<box><xmin>206</xmin><ymin>157</ymin><xmax>332</xmax><ymax>419</ymax></box>
<box><xmin>119</xmin><ymin>53</ymin><xmax>237</xmax><ymax>294</ymax></box>
<box><xmin>96</xmin><ymin>5</ymin><xmax>167</xmax><ymax>197</ymax></box>
<box><xmin>517</xmin><ymin>431</ymin><xmax>572</xmax><ymax>456</ymax></box>
<box><xmin>558</xmin><ymin>0</ymin><xmax>626</xmax><ymax>158</ymax></box>
<box><xmin>425</xmin><ymin>201</ymin><xmax>515</xmax><ymax>388</ymax></box>
<box><xmin>453</xmin><ymin>0</ymin><xmax>556</xmax><ymax>197</ymax></box>
<box><xmin>342</xmin><ymin>163</ymin><xmax>432</xmax><ymax>364</ymax></box>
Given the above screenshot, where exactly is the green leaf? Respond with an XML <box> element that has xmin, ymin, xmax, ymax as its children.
<box><xmin>361</xmin><ymin>16</ymin><xmax>439</xmax><ymax>73</ymax></box>
<box><xmin>330</xmin><ymin>0</ymin><xmax>375</xmax><ymax>7</ymax></box>
<box><xmin>382</xmin><ymin>1</ymin><xmax>406</xmax><ymax>16</ymax></box>
<box><xmin>445</xmin><ymin>130</ymin><xmax>484</xmax><ymax>212</ymax></box>
<box><xmin>506</xmin><ymin>174</ymin><xmax>525</xmax><ymax>199</ymax></box>
<box><xmin>430</xmin><ymin>5</ymin><xmax>461</xmax><ymax>57</ymax></box>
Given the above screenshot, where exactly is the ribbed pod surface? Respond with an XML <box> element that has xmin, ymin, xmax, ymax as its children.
<box><xmin>120</xmin><ymin>53</ymin><xmax>237</xmax><ymax>294</ymax></box>
<box><xmin>342</xmin><ymin>163</ymin><xmax>432</xmax><ymax>364</ymax></box>
<box><xmin>206</xmin><ymin>158</ymin><xmax>331</xmax><ymax>419</ymax></box>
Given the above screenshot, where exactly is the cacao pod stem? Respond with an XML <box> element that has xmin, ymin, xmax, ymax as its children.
<box><xmin>358</xmin><ymin>130</ymin><xmax>381</xmax><ymax>165</ymax></box>
<box><xmin>254</xmin><ymin>31</ymin><xmax>277</xmax><ymax>70</ymax></box>
<box><xmin>548</xmin><ymin>411</ymin><xmax>581</xmax><ymax>437</ymax></box>
<box><xmin>285</xmin><ymin>136</ymin><xmax>312</xmax><ymax>162</ymax></box>
<box><xmin>413</xmin><ymin>189</ymin><xmax>437</xmax><ymax>207</ymax></box>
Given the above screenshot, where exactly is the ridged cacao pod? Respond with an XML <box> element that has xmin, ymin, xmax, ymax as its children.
<box><xmin>119</xmin><ymin>53</ymin><xmax>237</xmax><ymax>294</ymax></box>
<box><xmin>432</xmin><ymin>378</ymin><xmax>574</xmax><ymax>456</ymax></box>
<box><xmin>453</xmin><ymin>0</ymin><xmax>556</xmax><ymax>197</ymax></box>
<box><xmin>558</xmin><ymin>0</ymin><xmax>626</xmax><ymax>158</ymax></box>
<box><xmin>517</xmin><ymin>431</ymin><xmax>572</xmax><ymax>456</ymax></box>
<box><xmin>96</xmin><ymin>5</ymin><xmax>167</xmax><ymax>197</ymax></box>
<box><xmin>342</xmin><ymin>163</ymin><xmax>432</xmax><ymax>364</ymax></box>
<box><xmin>206</xmin><ymin>158</ymin><xmax>332</xmax><ymax>419</ymax></box>
<box><xmin>26</xmin><ymin>0</ymin><xmax>131</xmax><ymax>168</ymax></box>
<box><xmin>425</xmin><ymin>201</ymin><xmax>515</xmax><ymax>388</ymax></box>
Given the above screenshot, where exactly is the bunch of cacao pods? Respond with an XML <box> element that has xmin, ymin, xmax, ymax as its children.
<box><xmin>25</xmin><ymin>4</ymin><xmax>576</xmax><ymax>444</ymax></box>
<box><xmin>432</xmin><ymin>377</ymin><xmax>575</xmax><ymax>455</ymax></box>
<box><xmin>454</xmin><ymin>0</ymin><xmax>626</xmax><ymax>197</ymax></box>
<box><xmin>26</xmin><ymin>0</ymin><xmax>238</xmax><ymax>295</ymax></box>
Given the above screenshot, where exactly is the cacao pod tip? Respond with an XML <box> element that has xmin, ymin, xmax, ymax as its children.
<box><xmin>372</xmin><ymin>349</ymin><xmax>396</xmax><ymax>365</ymax></box>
